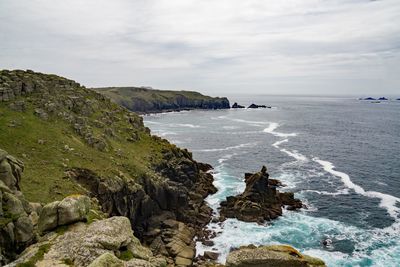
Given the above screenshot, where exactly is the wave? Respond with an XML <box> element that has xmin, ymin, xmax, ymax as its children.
<box><xmin>173</xmin><ymin>123</ymin><xmax>201</xmax><ymax>128</ymax></box>
<box><xmin>272</xmin><ymin>139</ymin><xmax>288</xmax><ymax>148</ymax></box>
<box><xmin>280</xmin><ymin>148</ymin><xmax>308</xmax><ymax>162</ymax></box>
<box><xmin>314</xmin><ymin>158</ymin><xmax>400</xmax><ymax>220</ymax></box>
<box><xmin>263</xmin><ymin>122</ymin><xmax>297</xmax><ymax>137</ymax></box>
<box><xmin>304</xmin><ymin>189</ymin><xmax>350</xmax><ymax>196</ymax></box>
<box><xmin>194</xmin><ymin>142</ymin><xmax>258</xmax><ymax>152</ymax></box>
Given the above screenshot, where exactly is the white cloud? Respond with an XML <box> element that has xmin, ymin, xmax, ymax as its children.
<box><xmin>0</xmin><ymin>0</ymin><xmax>399</xmax><ymax>95</ymax></box>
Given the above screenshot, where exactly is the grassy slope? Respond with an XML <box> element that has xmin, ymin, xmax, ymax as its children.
<box><xmin>95</xmin><ymin>87</ymin><xmax>217</xmax><ymax>101</ymax></box>
<box><xmin>0</xmin><ymin>75</ymin><xmax>174</xmax><ymax>203</ymax></box>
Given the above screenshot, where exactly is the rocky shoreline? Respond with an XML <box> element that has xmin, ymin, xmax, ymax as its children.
<box><xmin>0</xmin><ymin>69</ymin><xmax>325</xmax><ymax>267</ymax></box>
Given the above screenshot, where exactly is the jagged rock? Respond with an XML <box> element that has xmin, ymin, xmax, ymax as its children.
<box><xmin>38</xmin><ymin>195</ymin><xmax>90</xmax><ymax>233</ymax></box>
<box><xmin>219</xmin><ymin>166</ymin><xmax>302</xmax><ymax>223</ymax></box>
<box><xmin>203</xmin><ymin>251</ymin><xmax>220</xmax><ymax>261</ymax></box>
<box><xmin>0</xmin><ymin>149</ymin><xmax>24</xmax><ymax>191</ymax></box>
<box><xmin>226</xmin><ymin>245</ymin><xmax>326</xmax><ymax>267</ymax></box>
<box><xmin>232</xmin><ymin>102</ymin><xmax>245</xmax><ymax>108</ymax></box>
<box><xmin>0</xmin><ymin>149</ymin><xmax>34</xmax><ymax>265</ymax></box>
<box><xmin>247</xmin><ymin>103</ymin><xmax>270</xmax><ymax>109</ymax></box>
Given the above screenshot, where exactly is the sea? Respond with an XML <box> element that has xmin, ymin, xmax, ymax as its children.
<box><xmin>143</xmin><ymin>95</ymin><xmax>400</xmax><ymax>267</ymax></box>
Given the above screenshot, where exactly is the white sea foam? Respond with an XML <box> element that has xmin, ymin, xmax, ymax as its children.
<box><xmin>314</xmin><ymin>158</ymin><xmax>400</xmax><ymax>220</ymax></box>
<box><xmin>263</xmin><ymin>122</ymin><xmax>297</xmax><ymax>137</ymax></box>
<box><xmin>172</xmin><ymin>123</ymin><xmax>201</xmax><ymax>128</ymax></box>
<box><xmin>195</xmin><ymin>142</ymin><xmax>257</xmax><ymax>152</ymax></box>
<box><xmin>272</xmin><ymin>139</ymin><xmax>288</xmax><ymax>148</ymax></box>
<box><xmin>304</xmin><ymin>189</ymin><xmax>350</xmax><ymax>196</ymax></box>
<box><xmin>280</xmin><ymin>148</ymin><xmax>308</xmax><ymax>161</ymax></box>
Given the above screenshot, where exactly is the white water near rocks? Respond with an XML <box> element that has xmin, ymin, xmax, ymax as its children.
<box><xmin>144</xmin><ymin>98</ymin><xmax>400</xmax><ymax>267</ymax></box>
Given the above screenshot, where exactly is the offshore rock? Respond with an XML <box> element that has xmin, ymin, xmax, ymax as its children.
<box><xmin>226</xmin><ymin>245</ymin><xmax>326</xmax><ymax>267</ymax></box>
<box><xmin>232</xmin><ymin>102</ymin><xmax>245</xmax><ymax>108</ymax></box>
<box><xmin>219</xmin><ymin>166</ymin><xmax>302</xmax><ymax>223</ymax></box>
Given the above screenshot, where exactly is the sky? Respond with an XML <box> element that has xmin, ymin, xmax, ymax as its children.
<box><xmin>0</xmin><ymin>0</ymin><xmax>399</xmax><ymax>96</ymax></box>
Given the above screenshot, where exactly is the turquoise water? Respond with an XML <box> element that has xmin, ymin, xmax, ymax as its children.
<box><xmin>144</xmin><ymin>96</ymin><xmax>400</xmax><ymax>267</ymax></box>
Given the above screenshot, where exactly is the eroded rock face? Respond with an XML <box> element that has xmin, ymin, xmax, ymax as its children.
<box><xmin>0</xmin><ymin>149</ymin><xmax>35</xmax><ymax>265</ymax></box>
<box><xmin>219</xmin><ymin>166</ymin><xmax>302</xmax><ymax>223</ymax></box>
<box><xmin>11</xmin><ymin>217</ymin><xmax>166</xmax><ymax>267</ymax></box>
<box><xmin>65</xmin><ymin>145</ymin><xmax>216</xmax><ymax>266</ymax></box>
<box><xmin>226</xmin><ymin>245</ymin><xmax>326</xmax><ymax>267</ymax></box>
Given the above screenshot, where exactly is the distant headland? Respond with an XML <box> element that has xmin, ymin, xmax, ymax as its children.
<box><xmin>93</xmin><ymin>86</ymin><xmax>230</xmax><ymax>114</ymax></box>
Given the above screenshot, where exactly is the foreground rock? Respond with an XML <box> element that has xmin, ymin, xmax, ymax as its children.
<box><xmin>10</xmin><ymin>216</ymin><xmax>166</xmax><ymax>267</ymax></box>
<box><xmin>0</xmin><ymin>149</ymin><xmax>36</xmax><ymax>265</ymax></box>
<box><xmin>226</xmin><ymin>245</ymin><xmax>326</xmax><ymax>267</ymax></box>
<box><xmin>219</xmin><ymin>166</ymin><xmax>302</xmax><ymax>223</ymax></box>
<box><xmin>38</xmin><ymin>194</ymin><xmax>90</xmax><ymax>233</ymax></box>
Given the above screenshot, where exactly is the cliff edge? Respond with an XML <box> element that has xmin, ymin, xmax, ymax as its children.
<box><xmin>93</xmin><ymin>87</ymin><xmax>230</xmax><ymax>113</ymax></box>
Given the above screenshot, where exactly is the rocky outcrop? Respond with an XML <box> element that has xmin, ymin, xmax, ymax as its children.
<box><xmin>0</xmin><ymin>70</ymin><xmax>148</xmax><ymax>153</ymax></box>
<box><xmin>219</xmin><ymin>166</ymin><xmax>302</xmax><ymax>223</ymax></box>
<box><xmin>231</xmin><ymin>102</ymin><xmax>245</xmax><ymax>108</ymax></box>
<box><xmin>94</xmin><ymin>87</ymin><xmax>230</xmax><ymax>113</ymax></box>
<box><xmin>247</xmin><ymin>103</ymin><xmax>271</xmax><ymax>109</ymax></box>
<box><xmin>10</xmin><ymin>216</ymin><xmax>167</xmax><ymax>267</ymax></box>
<box><xmin>64</xmin><ymin>144</ymin><xmax>216</xmax><ymax>266</ymax></box>
<box><xmin>226</xmin><ymin>245</ymin><xmax>326</xmax><ymax>267</ymax></box>
<box><xmin>0</xmin><ymin>149</ymin><xmax>36</xmax><ymax>265</ymax></box>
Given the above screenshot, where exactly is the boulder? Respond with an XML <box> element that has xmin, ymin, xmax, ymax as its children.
<box><xmin>226</xmin><ymin>245</ymin><xmax>326</xmax><ymax>267</ymax></box>
<box><xmin>13</xmin><ymin>216</ymin><xmax>165</xmax><ymax>267</ymax></box>
<box><xmin>38</xmin><ymin>201</ymin><xmax>60</xmax><ymax>233</ymax></box>
<box><xmin>38</xmin><ymin>195</ymin><xmax>90</xmax><ymax>233</ymax></box>
<box><xmin>57</xmin><ymin>195</ymin><xmax>90</xmax><ymax>226</ymax></box>
<box><xmin>219</xmin><ymin>166</ymin><xmax>302</xmax><ymax>223</ymax></box>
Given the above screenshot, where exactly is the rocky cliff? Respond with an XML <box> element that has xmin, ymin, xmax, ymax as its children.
<box><xmin>0</xmin><ymin>70</ymin><xmax>216</xmax><ymax>266</ymax></box>
<box><xmin>93</xmin><ymin>87</ymin><xmax>230</xmax><ymax>113</ymax></box>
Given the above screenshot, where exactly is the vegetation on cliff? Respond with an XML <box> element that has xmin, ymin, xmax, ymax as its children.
<box><xmin>93</xmin><ymin>87</ymin><xmax>230</xmax><ymax>113</ymax></box>
<box><xmin>0</xmin><ymin>70</ymin><xmax>216</xmax><ymax>266</ymax></box>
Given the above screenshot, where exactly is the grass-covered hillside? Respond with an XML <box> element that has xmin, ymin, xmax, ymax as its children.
<box><xmin>94</xmin><ymin>86</ymin><xmax>230</xmax><ymax>113</ymax></box>
<box><xmin>0</xmin><ymin>70</ymin><xmax>217</xmax><ymax>266</ymax></box>
<box><xmin>0</xmin><ymin>70</ymin><xmax>174</xmax><ymax>203</ymax></box>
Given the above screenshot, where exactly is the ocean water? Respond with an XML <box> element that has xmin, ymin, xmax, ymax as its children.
<box><xmin>143</xmin><ymin>96</ymin><xmax>400</xmax><ymax>267</ymax></box>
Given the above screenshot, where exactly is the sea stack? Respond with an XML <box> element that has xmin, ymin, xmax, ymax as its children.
<box><xmin>219</xmin><ymin>166</ymin><xmax>302</xmax><ymax>223</ymax></box>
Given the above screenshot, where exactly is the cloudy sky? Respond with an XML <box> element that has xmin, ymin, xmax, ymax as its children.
<box><xmin>0</xmin><ymin>0</ymin><xmax>399</xmax><ymax>95</ymax></box>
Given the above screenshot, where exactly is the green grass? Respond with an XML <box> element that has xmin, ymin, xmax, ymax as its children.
<box><xmin>118</xmin><ymin>250</ymin><xmax>134</xmax><ymax>261</ymax></box>
<box><xmin>0</xmin><ymin>93</ymin><xmax>171</xmax><ymax>203</ymax></box>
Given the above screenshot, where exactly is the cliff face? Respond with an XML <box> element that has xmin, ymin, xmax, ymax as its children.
<box><xmin>94</xmin><ymin>87</ymin><xmax>230</xmax><ymax>113</ymax></box>
<box><xmin>0</xmin><ymin>70</ymin><xmax>216</xmax><ymax>266</ymax></box>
